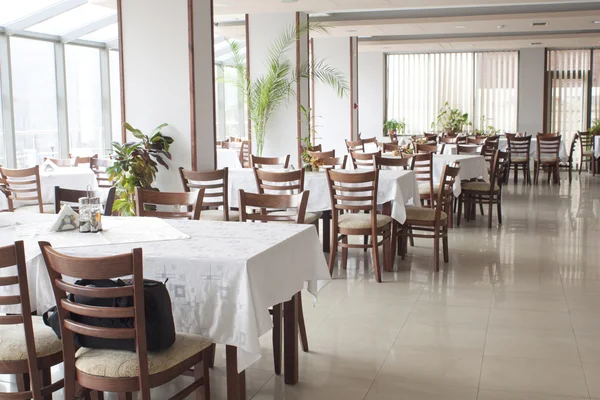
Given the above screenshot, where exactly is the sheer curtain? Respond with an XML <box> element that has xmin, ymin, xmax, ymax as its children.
<box><xmin>387</xmin><ymin>51</ymin><xmax>518</xmax><ymax>134</ymax></box>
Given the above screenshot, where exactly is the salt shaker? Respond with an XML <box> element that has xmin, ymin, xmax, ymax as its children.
<box><xmin>78</xmin><ymin>197</ymin><xmax>91</xmax><ymax>233</ymax></box>
<box><xmin>89</xmin><ymin>197</ymin><xmax>103</xmax><ymax>232</ymax></box>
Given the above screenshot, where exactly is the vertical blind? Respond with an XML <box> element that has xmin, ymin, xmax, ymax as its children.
<box><xmin>386</xmin><ymin>51</ymin><xmax>518</xmax><ymax>133</ymax></box>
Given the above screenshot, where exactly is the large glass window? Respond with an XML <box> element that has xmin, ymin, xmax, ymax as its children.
<box><xmin>386</xmin><ymin>51</ymin><xmax>519</xmax><ymax>133</ymax></box>
<box><xmin>109</xmin><ymin>50</ymin><xmax>122</xmax><ymax>144</ymax></box>
<box><xmin>65</xmin><ymin>44</ymin><xmax>103</xmax><ymax>157</ymax></box>
<box><xmin>11</xmin><ymin>37</ymin><xmax>59</xmax><ymax>167</ymax></box>
<box><xmin>0</xmin><ymin>76</ymin><xmax>4</xmax><ymax>166</ymax></box>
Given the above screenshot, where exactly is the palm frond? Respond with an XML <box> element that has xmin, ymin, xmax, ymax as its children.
<box><xmin>297</xmin><ymin>58</ymin><xmax>349</xmax><ymax>98</ymax></box>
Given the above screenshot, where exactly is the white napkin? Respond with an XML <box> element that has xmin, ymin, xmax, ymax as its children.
<box><xmin>41</xmin><ymin>159</ymin><xmax>59</xmax><ymax>172</ymax></box>
<box><xmin>49</xmin><ymin>205</ymin><xmax>79</xmax><ymax>232</ymax></box>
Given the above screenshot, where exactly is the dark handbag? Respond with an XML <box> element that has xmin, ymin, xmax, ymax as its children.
<box><xmin>43</xmin><ymin>278</ymin><xmax>176</xmax><ymax>352</ymax></box>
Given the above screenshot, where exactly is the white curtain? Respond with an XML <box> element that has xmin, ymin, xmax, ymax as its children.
<box><xmin>386</xmin><ymin>51</ymin><xmax>518</xmax><ymax>134</ymax></box>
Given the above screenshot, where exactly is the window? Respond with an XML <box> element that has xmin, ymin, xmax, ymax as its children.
<box><xmin>109</xmin><ymin>50</ymin><xmax>122</xmax><ymax>144</ymax></box>
<box><xmin>65</xmin><ymin>45</ymin><xmax>103</xmax><ymax>157</ymax></box>
<box><xmin>386</xmin><ymin>51</ymin><xmax>519</xmax><ymax>133</ymax></box>
<box><xmin>11</xmin><ymin>37</ymin><xmax>59</xmax><ymax>167</ymax></box>
<box><xmin>0</xmin><ymin>77</ymin><xmax>4</xmax><ymax>166</ymax></box>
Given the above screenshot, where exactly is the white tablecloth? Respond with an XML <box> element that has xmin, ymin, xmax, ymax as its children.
<box><xmin>595</xmin><ymin>136</ymin><xmax>600</xmax><ymax>158</ymax></box>
<box><xmin>0</xmin><ymin>167</ymin><xmax>98</xmax><ymax>210</ymax></box>
<box><xmin>433</xmin><ymin>154</ymin><xmax>488</xmax><ymax>196</ymax></box>
<box><xmin>440</xmin><ymin>144</ymin><xmax>481</xmax><ymax>155</ymax></box>
<box><xmin>498</xmin><ymin>137</ymin><xmax>568</xmax><ymax>161</ymax></box>
<box><xmin>0</xmin><ymin>213</ymin><xmax>330</xmax><ymax>373</ymax></box>
<box><xmin>228</xmin><ymin>169</ymin><xmax>420</xmax><ymax>224</ymax></box>
<box><xmin>217</xmin><ymin>148</ymin><xmax>243</xmax><ymax>169</ymax></box>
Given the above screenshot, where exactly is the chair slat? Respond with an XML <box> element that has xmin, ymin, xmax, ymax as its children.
<box><xmin>56</xmin><ymin>279</ymin><xmax>134</xmax><ymax>298</ymax></box>
<box><xmin>61</xmin><ymin>298</ymin><xmax>135</xmax><ymax>319</ymax></box>
<box><xmin>0</xmin><ymin>295</ymin><xmax>21</xmax><ymax>305</ymax></box>
<box><xmin>0</xmin><ymin>276</ymin><xmax>19</xmax><ymax>286</ymax></box>
<box><xmin>0</xmin><ymin>315</ymin><xmax>24</xmax><ymax>324</ymax></box>
<box><xmin>64</xmin><ymin>319</ymin><xmax>136</xmax><ymax>339</ymax></box>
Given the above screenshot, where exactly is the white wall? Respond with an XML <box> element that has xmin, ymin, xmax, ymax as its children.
<box><xmin>358</xmin><ymin>52</ymin><xmax>385</xmax><ymax>140</ymax></box>
<box><xmin>518</xmin><ymin>48</ymin><xmax>546</xmax><ymax>135</ymax></box>
<box><xmin>121</xmin><ymin>0</ymin><xmax>215</xmax><ymax>192</ymax></box>
<box><xmin>312</xmin><ymin>37</ymin><xmax>354</xmax><ymax>157</ymax></box>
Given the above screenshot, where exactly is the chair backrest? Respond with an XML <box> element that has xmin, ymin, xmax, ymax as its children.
<box><xmin>45</xmin><ymin>157</ymin><xmax>74</xmax><ymax>167</ymax></box>
<box><xmin>504</xmin><ymin>133</ymin><xmax>518</xmax><ymax>141</ymax></box>
<box><xmin>381</xmin><ymin>143</ymin><xmax>400</xmax><ymax>154</ymax></box>
<box><xmin>179</xmin><ymin>167</ymin><xmax>231</xmax><ymax>221</ymax></box>
<box><xmin>433</xmin><ymin>163</ymin><xmax>460</xmax><ymax>222</ymax></box>
<box><xmin>90</xmin><ymin>157</ymin><xmax>113</xmax><ymax>188</ymax></box>
<box><xmin>424</xmin><ymin>132</ymin><xmax>438</xmax><ymax>141</ymax></box>
<box><xmin>389</xmin><ymin>131</ymin><xmax>398</xmax><ymax>143</ymax></box>
<box><xmin>457</xmin><ymin>144</ymin><xmax>480</xmax><ymax>155</ymax></box>
<box><xmin>73</xmin><ymin>155</ymin><xmax>98</xmax><ymax>167</ymax></box>
<box><xmin>0</xmin><ymin>165</ymin><xmax>43</xmax><ymax>213</ymax></box>
<box><xmin>251</xmin><ymin>155</ymin><xmax>291</xmax><ymax>169</ymax></box>
<box><xmin>411</xmin><ymin>152</ymin><xmax>434</xmax><ymax>200</ymax></box>
<box><xmin>496</xmin><ymin>150</ymin><xmax>509</xmax><ymax>185</ymax></box>
<box><xmin>374</xmin><ymin>155</ymin><xmax>411</xmax><ymax>170</ymax></box>
<box><xmin>39</xmin><ymin>242</ymin><xmax>152</xmax><ymax>399</ymax></box>
<box><xmin>361</xmin><ymin>137</ymin><xmax>377</xmax><ymax>146</ymax></box>
<box><xmin>135</xmin><ymin>187</ymin><xmax>203</xmax><ymax>220</ymax></box>
<box><xmin>578</xmin><ymin>131</ymin><xmax>594</xmax><ymax>152</ymax></box>
<box><xmin>54</xmin><ymin>186</ymin><xmax>116</xmax><ymax>216</ymax></box>
<box><xmin>254</xmin><ymin>168</ymin><xmax>304</xmax><ymax>194</ymax></box>
<box><xmin>350</xmin><ymin>150</ymin><xmax>380</xmax><ymax>169</ymax></box>
<box><xmin>467</xmin><ymin>137</ymin><xmax>487</xmax><ymax>145</ymax></box>
<box><xmin>321</xmin><ymin>156</ymin><xmax>347</xmax><ymax>170</ymax></box>
<box><xmin>301</xmin><ymin>144</ymin><xmax>322</xmax><ymax>153</ymax></box>
<box><xmin>538</xmin><ymin>132</ymin><xmax>559</xmax><ymax>137</ymax></box>
<box><xmin>537</xmin><ymin>135</ymin><xmax>562</xmax><ymax>161</ymax></box>
<box><xmin>239</xmin><ymin>141</ymin><xmax>251</xmax><ymax>168</ymax></box>
<box><xmin>414</xmin><ymin>143</ymin><xmax>439</xmax><ymax>154</ymax></box>
<box><xmin>481</xmin><ymin>140</ymin><xmax>500</xmax><ymax>172</ymax></box>
<box><xmin>345</xmin><ymin>139</ymin><xmax>364</xmax><ymax>153</ymax></box>
<box><xmin>569</xmin><ymin>133</ymin><xmax>579</xmax><ymax>161</ymax></box>
<box><xmin>307</xmin><ymin>150</ymin><xmax>335</xmax><ymax>159</ymax></box>
<box><xmin>439</xmin><ymin>136</ymin><xmax>458</xmax><ymax>144</ymax></box>
<box><xmin>326</xmin><ymin>169</ymin><xmax>379</xmax><ymax>217</ymax></box>
<box><xmin>507</xmin><ymin>136</ymin><xmax>533</xmax><ymax>161</ymax></box>
<box><xmin>238</xmin><ymin>190</ymin><xmax>309</xmax><ymax>223</ymax></box>
<box><xmin>0</xmin><ymin>241</ymin><xmax>44</xmax><ymax>399</ymax></box>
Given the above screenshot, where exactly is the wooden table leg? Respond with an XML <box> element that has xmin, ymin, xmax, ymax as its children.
<box><xmin>382</xmin><ymin>202</ymin><xmax>395</xmax><ymax>270</ymax></box>
<box><xmin>226</xmin><ymin>345</ymin><xmax>246</xmax><ymax>400</ymax></box>
<box><xmin>283</xmin><ymin>294</ymin><xmax>299</xmax><ymax>384</ymax></box>
<box><xmin>322</xmin><ymin>210</ymin><xmax>331</xmax><ymax>253</ymax></box>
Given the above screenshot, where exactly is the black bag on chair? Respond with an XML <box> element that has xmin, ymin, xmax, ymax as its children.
<box><xmin>43</xmin><ymin>278</ymin><xmax>176</xmax><ymax>352</ymax></box>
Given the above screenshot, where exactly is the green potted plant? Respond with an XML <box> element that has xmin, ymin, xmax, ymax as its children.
<box><xmin>432</xmin><ymin>102</ymin><xmax>471</xmax><ymax>134</ymax></box>
<box><xmin>589</xmin><ymin>119</ymin><xmax>600</xmax><ymax>135</ymax></box>
<box><xmin>107</xmin><ymin>122</ymin><xmax>173</xmax><ymax>216</ymax></box>
<box><xmin>383</xmin><ymin>119</ymin><xmax>406</xmax><ymax>136</ymax></box>
<box><xmin>473</xmin><ymin>115</ymin><xmax>500</xmax><ymax>136</ymax></box>
<box><xmin>220</xmin><ymin>22</ymin><xmax>348</xmax><ymax>156</ymax></box>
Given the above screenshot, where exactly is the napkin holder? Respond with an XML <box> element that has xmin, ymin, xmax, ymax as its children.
<box><xmin>41</xmin><ymin>159</ymin><xmax>58</xmax><ymax>172</ymax></box>
<box><xmin>49</xmin><ymin>205</ymin><xmax>79</xmax><ymax>232</ymax></box>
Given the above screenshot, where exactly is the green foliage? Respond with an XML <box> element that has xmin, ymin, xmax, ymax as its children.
<box><xmin>589</xmin><ymin>119</ymin><xmax>600</xmax><ymax>135</ymax></box>
<box><xmin>383</xmin><ymin>119</ymin><xmax>406</xmax><ymax>135</ymax></box>
<box><xmin>299</xmin><ymin>106</ymin><xmax>320</xmax><ymax>166</ymax></box>
<box><xmin>106</xmin><ymin>122</ymin><xmax>173</xmax><ymax>216</ymax></box>
<box><xmin>220</xmin><ymin>22</ymin><xmax>349</xmax><ymax>156</ymax></box>
<box><xmin>432</xmin><ymin>102</ymin><xmax>471</xmax><ymax>133</ymax></box>
<box><xmin>473</xmin><ymin>115</ymin><xmax>500</xmax><ymax>136</ymax></box>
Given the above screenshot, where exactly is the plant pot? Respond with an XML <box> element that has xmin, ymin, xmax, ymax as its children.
<box><xmin>387</xmin><ymin>129</ymin><xmax>397</xmax><ymax>137</ymax></box>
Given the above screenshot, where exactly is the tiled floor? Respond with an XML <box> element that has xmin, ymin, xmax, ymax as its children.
<box><xmin>2</xmin><ymin>173</ymin><xmax>600</xmax><ymax>399</ymax></box>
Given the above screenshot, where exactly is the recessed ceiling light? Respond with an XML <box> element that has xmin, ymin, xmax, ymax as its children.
<box><xmin>281</xmin><ymin>0</ymin><xmax>298</xmax><ymax>3</ymax></box>
<box><xmin>497</xmin><ymin>25</ymin><xmax>505</xmax><ymax>29</ymax></box>
<box><xmin>346</xmin><ymin>29</ymin><xmax>358</xmax><ymax>32</ymax></box>
<box><xmin>465</xmin><ymin>44</ymin><xmax>475</xmax><ymax>47</ymax></box>
<box><xmin>532</xmin><ymin>22</ymin><xmax>547</xmax><ymax>27</ymax></box>
<box><xmin>455</xmin><ymin>25</ymin><xmax>467</xmax><ymax>29</ymax></box>
<box><xmin>531</xmin><ymin>42</ymin><xmax>543</xmax><ymax>45</ymax></box>
<box><xmin>593</xmin><ymin>20</ymin><xmax>600</xmax><ymax>24</ymax></box>
<box><xmin>382</xmin><ymin>46</ymin><xmax>391</xmax><ymax>49</ymax></box>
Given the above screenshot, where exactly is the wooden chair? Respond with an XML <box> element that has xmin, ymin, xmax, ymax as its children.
<box><xmin>73</xmin><ymin>155</ymin><xmax>98</xmax><ymax>167</ymax></box>
<box><xmin>399</xmin><ymin>163</ymin><xmax>460</xmax><ymax>272</ymax></box>
<box><xmin>374</xmin><ymin>155</ymin><xmax>411</xmax><ymax>171</ymax></box>
<box><xmin>45</xmin><ymin>157</ymin><xmax>74</xmax><ymax>167</ymax></box>
<box><xmin>90</xmin><ymin>157</ymin><xmax>113</xmax><ymax>188</ymax></box>
<box><xmin>54</xmin><ymin>186</ymin><xmax>116</xmax><ymax>216</ymax></box>
<box><xmin>458</xmin><ymin>151</ymin><xmax>507</xmax><ymax>229</ymax></box>
<box><xmin>439</xmin><ymin>136</ymin><xmax>458</xmax><ymax>145</ymax></box>
<box><xmin>350</xmin><ymin>150</ymin><xmax>380</xmax><ymax>169</ymax></box>
<box><xmin>179</xmin><ymin>167</ymin><xmax>237</xmax><ymax>222</ymax></box>
<box><xmin>424</xmin><ymin>133</ymin><xmax>438</xmax><ymax>143</ymax></box>
<box><xmin>0</xmin><ymin>165</ymin><xmax>45</xmax><ymax>213</ymax></box>
<box><xmin>534</xmin><ymin>135</ymin><xmax>562</xmax><ymax>184</ymax></box>
<box><xmin>411</xmin><ymin>152</ymin><xmax>435</xmax><ymax>207</ymax></box>
<box><xmin>389</xmin><ymin>131</ymin><xmax>398</xmax><ymax>143</ymax></box>
<box><xmin>300</xmin><ymin>144</ymin><xmax>322</xmax><ymax>153</ymax></box>
<box><xmin>39</xmin><ymin>242</ymin><xmax>212</xmax><ymax>400</ymax></box>
<box><xmin>481</xmin><ymin>140</ymin><xmax>500</xmax><ymax>173</ymax></box>
<box><xmin>239</xmin><ymin>140</ymin><xmax>251</xmax><ymax>168</ymax></box>
<box><xmin>578</xmin><ymin>132</ymin><xmax>596</xmax><ymax>176</ymax></box>
<box><xmin>467</xmin><ymin>137</ymin><xmax>487</xmax><ymax>145</ymax></box>
<box><xmin>361</xmin><ymin>137</ymin><xmax>377</xmax><ymax>147</ymax></box>
<box><xmin>504</xmin><ymin>133</ymin><xmax>518</xmax><ymax>141</ymax></box>
<box><xmin>538</xmin><ymin>132</ymin><xmax>559</xmax><ymax>137</ymax></box>
<box><xmin>306</xmin><ymin>150</ymin><xmax>335</xmax><ymax>159</ymax></box>
<box><xmin>135</xmin><ymin>187</ymin><xmax>204</xmax><ymax>220</ymax></box>
<box><xmin>457</xmin><ymin>144</ymin><xmax>480</xmax><ymax>155</ymax></box>
<box><xmin>559</xmin><ymin>134</ymin><xmax>578</xmax><ymax>183</ymax></box>
<box><xmin>321</xmin><ymin>156</ymin><xmax>347</xmax><ymax>170</ymax></box>
<box><xmin>0</xmin><ymin>241</ymin><xmax>64</xmax><ymax>400</ymax></box>
<box><xmin>345</xmin><ymin>139</ymin><xmax>364</xmax><ymax>153</ymax></box>
<box><xmin>326</xmin><ymin>169</ymin><xmax>392</xmax><ymax>283</ymax></box>
<box><xmin>506</xmin><ymin>135</ymin><xmax>532</xmax><ymax>184</ymax></box>
<box><xmin>251</xmin><ymin>155</ymin><xmax>290</xmax><ymax>169</ymax></box>
<box><xmin>381</xmin><ymin>143</ymin><xmax>400</xmax><ymax>154</ymax></box>
<box><xmin>414</xmin><ymin>143</ymin><xmax>441</xmax><ymax>155</ymax></box>
<box><xmin>456</xmin><ymin>136</ymin><xmax>467</xmax><ymax>144</ymax></box>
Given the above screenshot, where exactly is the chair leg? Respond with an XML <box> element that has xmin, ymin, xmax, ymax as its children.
<box><xmin>457</xmin><ymin>195</ymin><xmax>463</xmax><ymax>226</ymax></box>
<box><xmin>206</xmin><ymin>343</ymin><xmax>216</xmax><ymax>368</ymax></box>
<box><xmin>433</xmin><ymin>231</ymin><xmax>440</xmax><ymax>273</ymax></box>
<box><xmin>202</xmin><ymin>352</ymin><xmax>211</xmax><ymax>400</ymax></box>
<box><xmin>41</xmin><ymin>368</ymin><xmax>52</xmax><ymax>400</ymax></box>
<box><xmin>117</xmin><ymin>393</ymin><xmax>132</xmax><ymax>400</ymax></box>
<box><xmin>297</xmin><ymin>293</ymin><xmax>309</xmax><ymax>352</ymax></box>
<box><xmin>272</xmin><ymin>303</ymin><xmax>282</xmax><ymax>375</ymax></box>
<box><xmin>391</xmin><ymin>221</ymin><xmax>398</xmax><ymax>266</ymax></box>
<box><xmin>328</xmin><ymin>231</ymin><xmax>338</xmax><ymax>276</ymax></box>
<box><xmin>371</xmin><ymin>231</ymin><xmax>382</xmax><ymax>283</ymax></box>
<box><xmin>16</xmin><ymin>374</ymin><xmax>29</xmax><ymax>392</ymax></box>
<box><xmin>479</xmin><ymin>196</ymin><xmax>484</xmax><ymax>216</ymax></box>
<box><xmin>514</xmin><ymin>164</ymin><xmax>518</xmax><ymax>184</ymax></box>
<box><xmin>488</xmin><ymin>200</ymin><xmax>493</xmax><ymax>229</ymax></box>
<box><xmin>383</xmin><ymin>230</ymin><xmax>392</xmax><ymax>272</ymax></box>
<box><xmin>400</xmin><ymin>226</ymin><xmax>408</xmax><ymax>260</ymax></box>
<box><xmin>409</xmin><ymin>228</ymin><xmax>415</xmax><ymax>247</ymax></box>
<box><xmin>363</xmin><ymin>235</ymin><xmax>368</xmax><ymax>252</ymax></box>
<box><xmin>341</xmin><ymin>236</ymin><xmax>348</xmax><ymax>270</ymax></box>
<box><xmin>442</xmin><ymin>230</ymin><xmax>449</xmax><ymax>263</ymax></box>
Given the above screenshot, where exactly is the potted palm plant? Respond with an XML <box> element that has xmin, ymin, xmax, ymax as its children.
<box><xmin>220</xmin><ymin>22</ymin><xmax>348</xmax><ymax>156</ymax></box>
<box><xmin>107</xmin><ymin>123</ymin><xmax>173</xmax><ymax>216</ymax></box>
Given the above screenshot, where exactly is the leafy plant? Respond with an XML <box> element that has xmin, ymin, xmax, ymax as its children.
<box><xmin>432</xmin><ymin>102</ymin><xmax>471</xmax><ymax>134</ymax></box>
<box><xmin>473</xmin><ymin>115</ymin><xmax>500</xmax><ymax>136</ymax></box>
<box><xmin>383</xmin><ymin>119</ymin><xmax>406</xmax><ymax>136</ymax></box>
<box><xmin>219</xmin><ymin>22</ymin><xmax>349</xmax><ymax>156</ymax></box>
<box><xmin>107</xmin><ymin>122</ymin><xmax>173</xmax><ymax>216</ymax></box>
<box><xmin>589</xmin><ymin>119</ymin><xmax>600</xmax><ymax>135</ymax></box>
<box><xmin>299</xmin><ymin>106</ymin><xmax>321</xmax><ymax>167</ymax></box>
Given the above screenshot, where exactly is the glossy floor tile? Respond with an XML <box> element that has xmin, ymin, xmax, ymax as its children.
<box><xmin>3</xmin><ymin>174</ymin><xmax>600</xmax><ymax>399</ymax></box>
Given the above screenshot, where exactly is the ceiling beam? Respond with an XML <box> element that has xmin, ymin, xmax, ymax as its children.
<box><xmin>4</xmin><ymin>0</ymin><xmax>88</xmax><ymax>35</ymax></box>
<box><xmin>106</xmin><ymin>38</ymin><xmax>119</xmax><ymax>49</ymax></box>
<box><xmin>61</xmin><ymin>14</ymin><xmax>118</xmax><ymax>43</ymax></box>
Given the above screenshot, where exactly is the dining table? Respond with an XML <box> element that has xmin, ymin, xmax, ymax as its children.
<box><xmin>0</xmin><ymin>212</ymin><xmax>330</xmax><ymax>400</ymax></box>
<box><xmin>433</xmin><ymin>154</ymin><xmax>489</xmax><ymax>196</ymax></box>
<box><xmin>498</xmin><ymin>136</ymin><xmax>569</xmax><ymax>161</ymax></box>
<box><xmin>217</xmin><ymin>147</ymin><xmax>243</xmax><ymax>169</ymax></box>
<box><xmin>595</xmin><ymin>136</ymin><xmax>600</xmax><ymax>159</ymax></box>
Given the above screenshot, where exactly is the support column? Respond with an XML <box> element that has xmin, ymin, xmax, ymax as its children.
<box><xmin>247</xmin><ymin>12</ymin><xmax>309</xmax><ymax>167</ymax></box>
<box><xmin>119</xmin><ymin>0</ymin><xmax>216</xmax><ymax>191</ymax></box>
<box><xmin>311</xmin><ymin>37</ymin><xmax>357</xmax><ymax>156</ymax></box>
<box><xmin>358</xmin><ymin>52</ymin><xmax>385</xmax><ymax>140</ymax></box>
<box><xmin>518</xmin><ymin>48</ymin><xmax>545</xmax><ymax>134</ymax></box>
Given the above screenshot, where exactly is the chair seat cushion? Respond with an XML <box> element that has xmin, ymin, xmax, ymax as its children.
<box><xmin>338</xmin><ymin>213</ymin><xmax>392</xmax><ymax>229</ymax></box>
<box><xmin>268</xmin><ymin>211</ymin><xmax>320</xmax><ymax>224</ymax></box>
<box><xmin>75</xmin><ymin>333</ymin><xmax>212</xmax><ymax>378</ymax></box>
<box><xmin>200</xmin><ymin>209</ymin><xmax>240</xmax><ymax>222</ymax></box>
<box><xmin>0</xmin><ymin>316</ymin><xmax>62</xmax><ymax>361</ymax></box>
<box><xmin>462</xmin><ymin>182</ymin><xmax>500</xmax><ymax>192</ymax></box>
<box><xmin>538</xmin><ymin>156</ymin><xmax>558</xmax><ymax>162</ymax></box>
<box><xmin>418</xmin><ymin>184</ymin><xmax>439</xmax><ymax>195</ymax></box>
<box><xmin>405</xmin><ymin>207</ymin><xmax>447</xmax><ymax>222</ymax></box>
<box><xmin>510</xmin><ymin>156</ymin><xmax>528</xmax><ymax>163</ymax></box>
